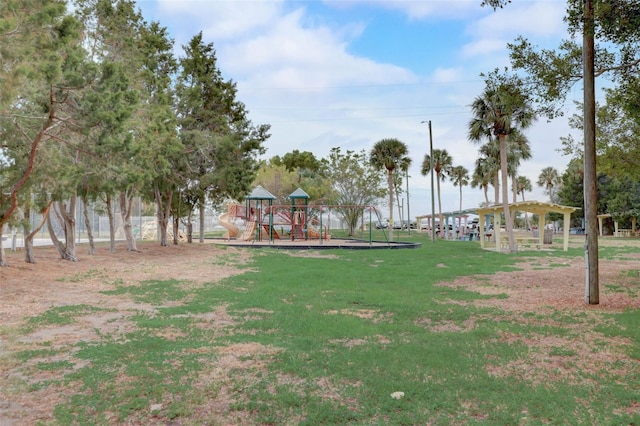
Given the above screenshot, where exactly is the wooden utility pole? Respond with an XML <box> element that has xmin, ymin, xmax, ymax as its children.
<box><xmin>583</xmin><ymin>0</ymin><xmax>599</xmax><ymax>304</ymax></box>
<box><xmin>429</xmin><ymin>121</ymin><xmax>436</xmax><ymax>243</ymax></box>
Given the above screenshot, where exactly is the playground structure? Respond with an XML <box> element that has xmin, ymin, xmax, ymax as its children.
<box><xmin>217</xmin><ymin>186</ymin><xmax>403</xmax><ymax>248</ymax></box>
<box><xmin>219</xmin><ymin>186</ymin><xmax>331</xmax><ymax>243</ymax></box>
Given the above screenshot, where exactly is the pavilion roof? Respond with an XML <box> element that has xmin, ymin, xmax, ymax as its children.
<box><xmin>476</xmin><ymin>201</ymin><xmax>577</xmax><ymax>216</ymax></box>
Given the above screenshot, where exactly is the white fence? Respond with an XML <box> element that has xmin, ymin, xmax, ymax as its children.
<box><xmin>1</xmin><ymin>197</ymin><xmax>221</xmax><ymax>250</ymax></box>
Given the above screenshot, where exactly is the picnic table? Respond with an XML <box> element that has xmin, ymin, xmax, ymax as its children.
<box><xmin>500</xmin><ymin>236</ymin><xmax>543</xmax><ymax>250</ymax></box>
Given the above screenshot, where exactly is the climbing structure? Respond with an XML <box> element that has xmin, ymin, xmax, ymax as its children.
<box><xmin>243</xmin><ymin>185</ymin><xmax>278</xmax><ymax>242</ymax></box>
<box><xmin>289</xmin><ymin>187</ymin><xmax>309</xmax><ymax>241</ymax></box>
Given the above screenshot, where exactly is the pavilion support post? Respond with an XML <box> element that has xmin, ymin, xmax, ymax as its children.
<box><xmin>563</xmin><ymin>212</ymin><xmax>571</xmax><ymax>251</ymax></box>
<box><xmin>479</xmin><ymin>213</ymin><xmax>486</xmax><ymax>249</ymax></box>
<box><xmin>495</xmin><ymin>215</ymin><xmax>501</xmax><ymax>252</ymax></box>
<box><xmin>597</xmin><ymin>216</ymin><xmax>603</xmax><ymax>236</ymax></box>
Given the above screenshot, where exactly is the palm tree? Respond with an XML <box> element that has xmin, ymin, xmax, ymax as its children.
<box><xmin>421</xmin><ymin>148</ymin><xmax>453</xmax><ymax>234</ymax></box>
<box><xmin>468</xmin><ymin>77</ymin><xmax>535</xmax><ymax>252</ymax></box>
<box><xmin>451</xmin><ymin>165</ymin><xmax>469</xmax><ymax>211</ymax></box>
<box><xmin>471</xmin><ymin>154</ymin><xmax>496</xmax><ymax>207</ymax></box>
<box><xmin>506</xmin><ymin>130</ymin><xmax>532</xmax><ymax>203</ymax></box>
<box><xmin>370</xmin><ymin>138</ymin><xmax>410</xmax><ymax>240</ymax></box>
<box><xmin>516</xmin><ymin>175</ymin><xmax>532</xmax><ymax>229</ymax></box>
<box><xmin>478</xmin><ymin>139</ymin><xmax>501</xmax><ymax>204</ymax></box>
<box><xmin>537</xmin><ymin>166</ymin><xmax>561</xmax><ymax>201</ymax></box>
<box><xmin>393</xmin><ymin>157</ymin><xmax>412</xmax><ymax>229</ymax></box>
<box><xmin>516</xmin><ymin>175</ymin><xmax>532</xmax><ymax>202</ymax></box>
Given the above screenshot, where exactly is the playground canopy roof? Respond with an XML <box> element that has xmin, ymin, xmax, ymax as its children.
<box><xmin>246</xmin><ymin>185</ymin><xmax>277</xmax><ymax>201</ymax></box>
<box><xmin>289</xmin><ymin>188</ymin><xmax>310</xmax><ymax>199</ymax></box>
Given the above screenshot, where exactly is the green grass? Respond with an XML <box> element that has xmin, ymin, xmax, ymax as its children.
<box><xmin>23</xmin><ymin>304</ymin><xmax>107</xmax><ymax>332</ymax></box>
<box><xmin>4</xmin><ymin>234</ymin><xmax>640</xmax><ymax>425</ymax></box>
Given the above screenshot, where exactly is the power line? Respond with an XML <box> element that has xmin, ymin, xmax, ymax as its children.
<box><xmin>238</xmin><ymin>79</ymin><xmax>483</xmax><ymax>91</ymax></box>
<box><xmin>263</xmin><ymin>109</ymin><xmax>469</xmax><ymax>124</ymax></box>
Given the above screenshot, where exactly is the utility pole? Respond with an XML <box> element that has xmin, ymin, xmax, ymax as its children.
<box><xmin>420</xmin><ymin>120</ymin><xmax>436</xmax><ymax>243</ymax></box>
<box><xmin>405</xmin><ymin>169</ymin><xmax>411</xmax><ymax>235</ymax></box>
<box><xmin>428</xmin><ymin>121</ymin><xmax>436</xmax><ymax>243</ymax></box>
<box><xmin>583</xmin><ymin>0</ymin><xmax>599</xmax><ymax>304</ymax></box>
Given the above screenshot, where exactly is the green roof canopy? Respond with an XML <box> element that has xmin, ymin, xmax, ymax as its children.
<box><xmin>246</xmin><ymin>185</ymin><xmax>277</xmax><ymax>201</ymax></box>
<box><xmin>289</xmin><ymin>188</ymin><xmax>310</xmax><ymax>199</ymax></box>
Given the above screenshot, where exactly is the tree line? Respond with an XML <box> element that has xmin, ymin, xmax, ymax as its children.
<box><xmin>0</xmin><ymin>0</ymin><xmax>270</xmax><ymax>266</ymax></box>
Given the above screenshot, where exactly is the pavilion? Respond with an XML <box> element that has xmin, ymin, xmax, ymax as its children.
<box><xmin>476</xmin><ymin>201</ymin><xmax>577</xmax><ymax>252</ymax></box>
<box><xmin>597</xmin><ymin>213</ymin><xmax>638</xmax><ymax>237</ymax></box>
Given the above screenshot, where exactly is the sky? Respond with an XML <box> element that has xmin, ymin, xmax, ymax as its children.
<box><xmin>135</xmin><ymin>0</ymin><xmax>585</xmax><ymax>219</ymax></box>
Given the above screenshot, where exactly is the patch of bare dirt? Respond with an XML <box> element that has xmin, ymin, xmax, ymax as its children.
<box><xmin>325</xmin><ymin>308</ymin><xmax>394</xmax><ymax>323</ymax></box>
<box><xmin>437</xmin><ymin>254</ymin><xmax>640</xmax><ymax>313</ymax></box>
<box><xmin>0</xmin><ymin>242</ymin><xmax>253</xmax><ymax>425</ymax></box>
<box><xmin>434</xmin><ymin>249</ymin><xmax>640</xmax><ymax>389</ymax></box>
<box><xmin>0</xmin><ymin>242</ymin><xmax>251</xmax><ymax>329</ymax></box>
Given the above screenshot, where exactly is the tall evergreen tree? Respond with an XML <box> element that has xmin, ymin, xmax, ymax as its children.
<box><xmin>0</xmin><ymin>0</ymin><xmax>83</xmax><ymax>266</ymax></box>
<box><xmin>175</xmin><ymin>32</ymin><xmax>269</xmax><ymax>243</ymax></box>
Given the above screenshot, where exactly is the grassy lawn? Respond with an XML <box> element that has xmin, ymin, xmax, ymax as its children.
<box><xmin>2</xmin><ymin>233</ymin><xmax>640</xmax><ymax>424</ymax></box>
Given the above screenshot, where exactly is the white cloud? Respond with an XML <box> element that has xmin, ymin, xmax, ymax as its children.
<box><xmin>322</xmin><ymin>0</ymin><xmax>483</xmax><ymax>21</ymax></box>
<box><xmin>220</xmin><ymin>8</ymin><xmax>415</xmax><ymax>88</ymax></box>
<box><xmin>470</xmin><ymin>2</ymin><xmax>566</xmax><ymax>39</ymax></box>
<box><xmin>432</xmin><ymin>67</ymin><xmax>464</xmax><ymax>84</ymax></box>
<box><xmin>461</xmin><ymin>1</ymin><xmax>567</xmax><ymax>59</ymax></box>
<box><xmin>154</xmin><ymin>0</ymin><xmax>284</xmax><ymax>40</ymax></box>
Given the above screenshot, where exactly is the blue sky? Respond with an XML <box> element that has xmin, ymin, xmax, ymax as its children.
<box><xmin>136</xmin><ymin>0</ymin><xmax>583</xmax><ymax>218</ymax></box>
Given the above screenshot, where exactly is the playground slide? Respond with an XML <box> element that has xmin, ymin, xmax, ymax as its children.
<box><xmin>307</xmin><ymin>225</ymin><xmax>329</xmax><ymax>240</ymax></box>
<box><xmin>239</xmin><ymin>221</ymin><xmax>256</xmax><ymax>241</ymax></box>
<box><xmin>219</xmin><ymin>213</ymin><xmax>239</xmax><ymax>239</ymax></box>
<box><xmin>307</xmin><ymin>226</ymin><xmax>320</xmax><ymax>239</ymax></box>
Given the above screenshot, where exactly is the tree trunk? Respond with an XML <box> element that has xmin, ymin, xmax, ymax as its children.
<box><xmin>48</xmin><ymin>200</ymin><xmax>77</xmax><ymax>262</ymax></box>
<box><xmin>81</xmin><ymin>197</ymin><xmax>95</xmax><ymax>255</ymax></box>
<box><xmin>24</xmin><ymin>201</ymin><xmax>53</xmax><ymax>264</ymax></box>
<box><xmin>199</xmin><ymin>202</ymin><xmax>205</xmax><ymax>243</ymax></box>
<box><xmin>186</xmin><ymin>211</ymin><xmax>193</xmax><ymax>244</ymax></box>
<box><xmin>395</xmin><ymin>181</ymin><xmax>403</xmax><ymax>229</ymax></box>
<box><xmin>510</xmin><ymin>176</ymin><xmax>518</xmax><ymax>229</ymax></box>
<box><xmin>0</xmin><ymin>228</ymin><xmax>6</xmax><ymax>267</ymax></box>
<box><xmin>120</xmin><ymin>190</ymin><xmax>138</xmax><ymax>251</ymax></box>
<box><xmin>154</xmin><ymin>186</ymin><xmax>172</xmax><ymax>247</ymax></box>
<box><xmin>494</xmin><ymin>172</ymin><xmax>500</xmax><ymax>204</ymax></box>
<box><xmin>500</xmin><ymin>135</ymin><xmax>516</xmax><ymax>252</ymax></box>
<box><xmin>0</xmin><ymin>93</ymin><xmax>55</xmax><ymax>268</ymax></box>
<box><xmin>173</xmin><ymin>216</ymin><xmax>180</xmax><ymax>245</ymax></box>
<box><xmin>583</xmin><ymin>0</ymin><xmax>599</xmax><ymax>304</ymax></box>
<box><xmin>106</xmin><ymin>194</ymin><xmax>116</xmax><ymax>253</ymax></box>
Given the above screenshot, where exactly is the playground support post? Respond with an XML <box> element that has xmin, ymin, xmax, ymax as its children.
<box><xmin>369</xmin><ymin>208</ymin><xmax>373</xmax><ymax>246</ymax></box>
<box><xmin>319</xmin><ymin>207</ymin><xmax>323</xmax><ymax>246</ymax></box>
